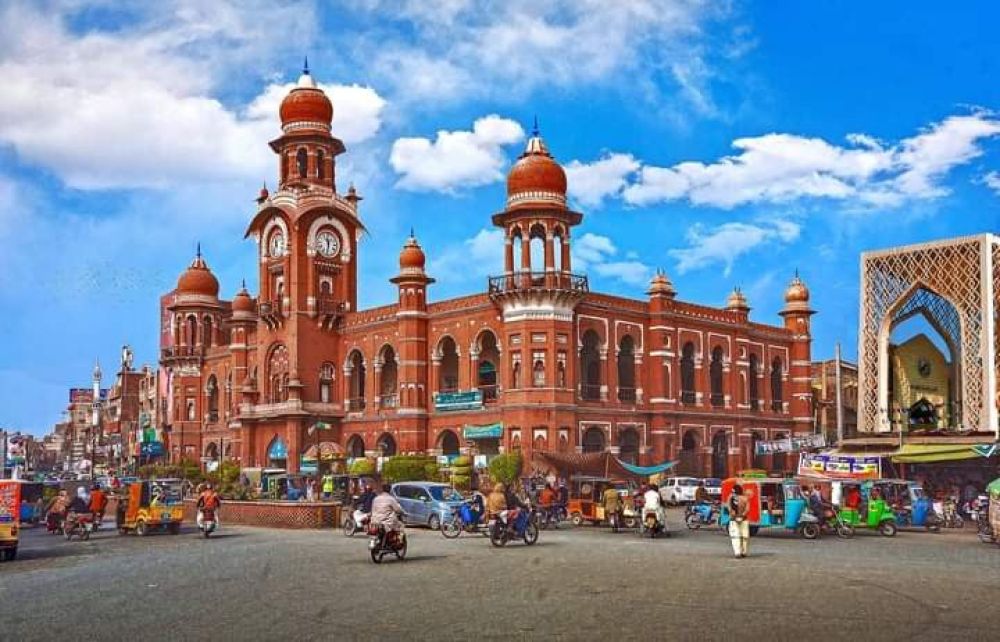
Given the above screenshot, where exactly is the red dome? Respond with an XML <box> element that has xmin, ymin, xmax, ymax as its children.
<box><xmin>279</xmin><ymin>72</ymin><xmax>332</xmax><ymax>129</ymax></box>
<box><xmin>399</xmin><ymin>235</ymin><xmax>426</xmax><ymax>270</ymax></box>
<box><xmin>176</xmin><ymin>253</ymin><xmax>219</xmax><ymax>298</ymax></box>
<box><xmin>232</xmin><ymin>285</ymin><xmax>254</xmax><ymax>312</ymax></box>
<box><xmin>506</xmin><ymin>134</ymin><xmax>567</xmax><ymax>208</ymax></box>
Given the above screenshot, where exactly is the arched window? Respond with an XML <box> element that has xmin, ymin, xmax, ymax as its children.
<box><xmin>438</xmin><ymin>337</ymin><xmax>459</xmax><ymax>392</ymax></box>
<box><xmin>346</xmin><ymin>435</ymin><xmax>366</xmax><ymax>459</ymax></box>
<box><xmin>477</xmin><ymin>331</ymin><xmax>500</xmax><ymax>402</ymax></box>
<box><xmin>619</xmin><ymin>427</ymin><xmax>640</xmax><ymax>464</ymax></box>
<box><xmin>511</xmin><ymin>359</ymin><xmax>521</xmax><ymax>389</ymax></box>
<box><xmin>533</xmin><ymin>360</ymin><xmax>545</xmax><ymax>387</ymax></box>
<box><xmin>347</xmin><ymin>350</ymin><xmax>366</xmax><ymax>411</ymax></box>
<box><xmin>771</xmin><ymin>357</ymin><xmax>783</xmax><ymax>412</ymax></box>
<box><xmin>557</xmin><ymin>360</ymin><xmax>566</xmax><ymax>388</ymax></box>
<box><xmin>316</xmin><ymin>149</ymin><xmax>325</xmax><ymax>180</ymax></box>
<box><xmin>750</xmin><ymin>431</ymin><xmax>764</xmax><ymax>469</ymax></box>
<box><xmin>203</xmin><ymin>316</ymin><xmax>213</xmax><ymax>348</ymax></box>
<box><xmin>710</xmin><ymin>346</ymin><xmax>724</xmax><ymax>407</ymax></box>
<box><xmin>749</xmin><ymin>354</ymin><xmax>760</xmax><ymax>411</ymax></box>
<box><xmin>679</xmin><ymin>430</ymin><xmax>699</xmax><ymax>476</ymax></box>
<box><xmin>320</xmin><ymin>280</ymin><xmax>331</xmax><ymax>295</ymax></box>
<box><xmin>319</xmin><ymin>363</ymin><xmax>335</xmax><ymax>404</ymax></box>
<box><xmin>267</xmin><ymin>344</ymin><xmax>289</xmax><ymax>404</ymax></box>
<box><xmin>296</xmin><ymin>148</ymin><xmax>308</xmax><ymax>178</ymax></box>
<box><xmin>376</xmin><ymin>433</ymin><xmax>397</xmax><ymax>457</ymax></box>
<box><xmin>680</xmin><ymin>342</ymin><xmax>696</xmax><ymax>405</ymax></box>
<box><xmin>187</xmin><ymin>316</ymin><xmax>198</xmax><ymax>348</ymax></box>
<box><xmin>439</xmin><ymin>430</ymin><xmax>460</xmax><ymax>456</ymax></box>
<box><xmin>580</xmin><ymin>330</ymin><xmax>601</xmax><ymax>400</ymax></box>
<box><xmin>617</xmin><ymin>335</ymin><xmax>636</xmax><ymax>402</ymax></box>
<box><xmin>528</xmin><ymin>224</ymin><xmax>546</xmax><ymax>284</ymax></box>
<box><xmin>711</xmin><ymin>431</ymin><xmax>728</xmax><ymax>478</ymax></box>
<box><xmin>206</xmin><ymin>375</ymin><xmax>218</xmax><ymax>421</ymax></box>
<box><xmin>379</xmin><ymin>346</ymin><xmax>398</xmax><ymax>409</ymax></box>
<box><xmin>225</xmin><ymin>372</ymin><xmax>232</xmax><ymax>414</ymax></box>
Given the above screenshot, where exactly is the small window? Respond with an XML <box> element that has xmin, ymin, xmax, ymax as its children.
<box><xmin>316</xmin><ymin>149</ymin><xmax>325</xmax><ymax>180</ymax></box>
<box><xmin>296</xmin><ymin>148</ymin><xmax>308</xmax><ymax>178</ymax></box>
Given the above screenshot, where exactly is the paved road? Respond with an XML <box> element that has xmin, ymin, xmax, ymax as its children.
<box><xmin>2</xmin><ymin>511</ymin><xmax>1000</xmax><ymax>641</ymax></box>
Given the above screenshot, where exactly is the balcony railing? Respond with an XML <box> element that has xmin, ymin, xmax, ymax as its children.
<box><xmin>379</xmin><ymin>393</ymin><xmax>398</xmax><ymax>409</ymax></box>
<box><xmin>160</xmin><ymin>346</ymin><xmax>205</xmax><ymax>360</ymax></box>
<box><xmin>488</xmin><ymin>271</ymin><xmax>588</xmax><ymax>295</ymax></box>
<box><xmin>618</xmin><ymin>387</ymin><xmax>637</xmax><ymax>403</ymax></box>
<box><xmin>479</xmin><ymin>385</ymin><xmax>498</xmax><ymax>403</ymax></box>
<box><xmin>317</xmin><ymin>296</ymin><xmax>344</xmax><ymax>317</ymax></box>
<box><xmin>750</xmin><ymin>399</ymin><xmax>760</xmax><ymax>411</ymax></box>
<box><xmin>258</xmin><ymin>299</ymin><xmax>284</xmax><ymax>318</ymax></box>
<box><xmin>680</xmin><ymin>390</ymin><xmax>697</xmax><ymax>406</ymax></box>
<box><xmin>771</xmin><ymin>400</ymin><xmax>784</xmax><ymax>413</ymax></box>
<box><xmin>580</xmin><ymin>384</ymin><xmax>602</xmax><ymax>401</ymax></box>
<box><xmin>710</xmin><ymin>393</ymin><xmax>724</xmax><ymax>408</ymax></box>
<box><xmin>347</xmin><ymin>398</ymin><xmax>366</xmax><ymax>412</ymax></box>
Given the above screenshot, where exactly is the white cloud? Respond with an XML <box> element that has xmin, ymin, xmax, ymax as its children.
<box><xmin>668</xmin><ymin>220</ymin><xmax>801</xmax><ymax>276</ymax></box>
<box><xmin>389</xmin><ymin>116</ymin><xmax>524</xmax><ymax>192</ymax></box>
<box><xmin>0</xmin><ymin>3</ymin><xmax>385</xmax><ymax>189</ymax></box>
<box><xmin>351</xmin><ymin>0</ymin><xmax>730</xmax><ymax>114</ymax></box>
<box><xmin>571</xmin><ymin>232</ymin><xmax>651</xmax><ymax>285</ymax></box>
<box><xmin>615</xmin><ymin>113</ymin><xmax>1000</xmax><ymax>209</ymax></box>
<box><xmin>983</xmin><ymin>171</ymin><xmax>1000</xmax><ymax>195</ymax></box>
<box><xmin>427</xmin><ymin>228</ymin><xmax>505</xmax><ymax>280</ymax></box>
<box><xmin>565</xmin><ymin>153</ymin><xmax>640</xmax><ymax>207</ymax></box>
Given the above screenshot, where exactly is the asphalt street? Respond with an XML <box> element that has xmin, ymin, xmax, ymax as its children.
<box><xmin>3</xmin><ymin>510</ymin><xmax>1000</xmax><ymax>641</ymax></box>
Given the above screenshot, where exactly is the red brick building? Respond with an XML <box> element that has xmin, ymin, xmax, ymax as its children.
<box><xmin>159</xmin><ymin>69</ymin><xmax>815</xmax><ymax>478</ymax></box>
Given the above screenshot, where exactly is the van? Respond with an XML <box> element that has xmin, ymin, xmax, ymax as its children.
<box><xmin>659</xmin><ymin>477</ymin><xmax>700</xmax><ymax>505</ymax></box>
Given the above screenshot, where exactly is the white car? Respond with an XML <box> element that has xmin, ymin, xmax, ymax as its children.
<box><xmin>702</xmin><ymin>478</ymin><xmax>722</xmax><ymax>498</ymax></box>
<box><xmin>659</xmin><ymin>477</ymin><xmax>701</xmax><ymax>505</ymax></box>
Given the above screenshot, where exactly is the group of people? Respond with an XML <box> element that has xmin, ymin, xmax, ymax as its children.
<box><xmin>44</xmin><ymin>484</ymin><xmax>108</xmax><ymax>532</ymax></box>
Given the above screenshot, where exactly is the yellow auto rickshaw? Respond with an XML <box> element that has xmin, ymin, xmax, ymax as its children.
<box><xmin>0</xmin><ymin>480</ymin><xmax>20</xmax><ymax>560</ymax></box>
<box><xmin>116</xmin><ymin>479</ymin><xmax>184</xmax><ymax>536</ymax></box>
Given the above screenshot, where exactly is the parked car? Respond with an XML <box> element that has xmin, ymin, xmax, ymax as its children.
<box><xmin>702</xmin><ymin>478</ymin><xmax>722</xmax><ymax>499</ymax></box>
<box><xmin>391</xmin><ymin>482</ymin><xmax>466</xmax><ymax>530</ymax></box>
<box><xmin>659</xmin><ymin>477</ymin><xmax>701</xmax><ymax>505</ymax></box>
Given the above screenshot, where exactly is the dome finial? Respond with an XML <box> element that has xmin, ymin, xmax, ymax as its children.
<box><xmin>196</xmin><ymin>241</ymin><xmax>202</xmax><ymax>259</ymax></box>
<box><xmin>410</xmin><ymin>227</ymin><xmax>415</xmax><ymax>239</ymax></box>
<box><xmin>303</xmin><ymin>56</ymin><xmax>310</xmax><ymax>75</ymax></box>
<box><xmin>532</xmin><ymin>114</ymin><xmax>539</xmax><ymax>137</ymax></box>
<box><xmin>241</xmin><ymin>278</ymin><xmax>247</xmax><ymax>290</ymax></box>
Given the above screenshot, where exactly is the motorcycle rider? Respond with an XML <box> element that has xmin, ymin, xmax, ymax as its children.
<box><xmin>197</xmin><ymin>483</ymin><xmax>222</xmax><ymax>529</ymax></box>
<box><xmin>46</xmin><ymin>489</ymin><xmax>70</xmax><ymax>532</ymax></box>
<box><xmin>88</xmin><ymin>483</ymin><xmax>108</xmax><ymax>529</ymax></box>
<box><xmin>643</xmin><ymin>483</ymin><xmax>666</xmax><ymax>534</ymax></box>
<box><xmin>66</xmin><ymin>487</ymin><xmax>92</xmax><ymax>532</ymax></box>
<box><xmin>371</xmin><ymin>484</ymin><xmax>406</xmax><ymax>544</ymax></box>
<box><xmin>352</xmin><ymin>483</ymin><xmax>377</xmax><ymax>529</ymax></box>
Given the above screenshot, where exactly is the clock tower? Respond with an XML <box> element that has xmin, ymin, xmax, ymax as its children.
<box><xmin>240</xmin><ymin>63</ymin><xmax>363</xmax><ymax>469</ymax></box>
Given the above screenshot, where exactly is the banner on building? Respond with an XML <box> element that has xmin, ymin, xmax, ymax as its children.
<box><xmin>798</xmin><ymin>453</ymin><xmax>881</xmax><ymax>479</ymax></box>
<box><xmin>435</xmin><ymin>390</ymin><xmax>483</xmax><ymax>412</ymax></box>
<box><xmin>0</xmin><ymin>483</ymin><xmax>19</xmax><ymax>523</ymax></box>
<box><xmin>755</xmin><ymin>433</ymin><xmax>826</xmax><ymax>455</ymax></box>
<box><xmin>463</xmin><ymin>422</ymin><xmax>503</xmax><ymax>440</ymax></box>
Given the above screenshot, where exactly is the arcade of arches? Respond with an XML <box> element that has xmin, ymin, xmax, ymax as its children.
<box><xmin>158</xmin><ymin>65</ymin><xmax>814</xmax><ymax>477</ymax></box>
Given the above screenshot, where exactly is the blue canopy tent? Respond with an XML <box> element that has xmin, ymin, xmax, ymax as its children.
<box><xmin>533</xmin><ymin>450</ymin><xmax>677</xmax><ymax>480</ymax></box>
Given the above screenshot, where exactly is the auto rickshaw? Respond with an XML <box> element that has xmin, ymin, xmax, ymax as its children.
<box><xmin>0</xmin><ymin>480</ymin><xmax>20</xmax><ymax>561</ymax></box>
<box><xmin>988</xmin><ymin>477</ymin><xmax>1000</xmax><ymax>547</ymax></box>
<box><xmin>869</xmin><ymin>479</ymin><xmax>941</xmax><ymax>532</ymax></box>
<box><xmin>828</xmin><ymin>480</ymin><xmax>897</xmax><ymax>537</ymax></box>
<box><xmin>566</xmin><ymin>476</ymin><xmax>636</xmax><ymax>526</ymax></box>
<box><xmin>116</xmin><ymin>479</ymin><xmax>184</xmax><ymax>536</ymax></box>
<box><xmin>719</xmin><ymin>475</ymin><xmax>821</xmax><ymax>539</ymax></box>
<box><xmin>265</xmin><ymin>473</ymin><xmax>309</xmax><ymax>500</ymax></box>
<box><xmin>17</xmin><ymin>481</ymin><xmax>45</xmax><ymax>524</ymax></box>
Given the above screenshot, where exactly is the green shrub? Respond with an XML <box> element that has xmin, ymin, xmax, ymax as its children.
<box><xmin>451</xmin><ymin>474</ymin><xmax>471</xmax><ymax>491</ymax></box>
<box><xmin>348</xmin><ymin>458</ymin><xmax>376</xmax><ymax>476</ymax></box>
<box><xmin>452</xmin><ymin>455</ymin><xmax>472</xmax><ymax>467</ymax></box>
<box><xmin>381</xmin><ymin>455</ymin><xmax>439</xmax><ymax>483</ymax></box>
<box><xmin>488</xmin><ymin>452</ymin><xmax>522</xmax><ymax>486</ymax></box>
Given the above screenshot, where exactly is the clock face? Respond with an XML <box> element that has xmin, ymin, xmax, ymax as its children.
<box><xmin>316</xmin><ymin>230</ymin><xmax>341</xmax><ymax>257</ymax></box>
<box><xmin>917</xmin><ymin>358</ymin><xmax>931</xmax><ymax>378</ymax></box>
<box><xmin>268</xmin><ymin>231</ymin><xmax>286</xmax><ymax>258</ymax></box>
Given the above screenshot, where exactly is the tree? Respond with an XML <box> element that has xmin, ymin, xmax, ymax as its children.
<box><xmin>488</xmin><ymin>452</ymin><xmax>522</xmax><ymax>486</ymax></box>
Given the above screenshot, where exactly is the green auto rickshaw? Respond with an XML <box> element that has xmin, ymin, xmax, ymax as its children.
<box><xmin>833</xmin><ymin>480</ymin><xmax>898</xmax><ymax>537</ymax></box>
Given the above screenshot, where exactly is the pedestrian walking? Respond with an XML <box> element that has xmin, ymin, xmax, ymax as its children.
<box><xmin>322</xmin><ymin>473</ymin><xmax>333</xmax><ymax>500</ymax></box>
<box><xmin>306</xmin><ymin>477</ymin><xmax>316</xmax><ymax>502</ymax></box>
<box><xmin>728</xmin><ymin>484</ymin><xmax>750</xmax><ymax>559</ymax></box>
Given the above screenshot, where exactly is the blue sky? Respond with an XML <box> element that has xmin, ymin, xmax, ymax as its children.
<box><xmin>1</xmin><ymin>1</ymin><xmax>998</xmax><ymax>434</ymax></box>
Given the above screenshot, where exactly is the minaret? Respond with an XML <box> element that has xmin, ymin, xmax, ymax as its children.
<box><xmin>780</xmin><ymin>272</ymin><xmax>816</xmax><ymax>430</ymax></box>
<box><xmin>390</xmin><ymin>233</ymin><xmax>434</xmax><ymax>451</ymax></box>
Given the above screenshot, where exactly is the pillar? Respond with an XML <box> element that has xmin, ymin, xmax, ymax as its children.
<box><xmin>504</xmin><ymin>234</ymin><xmax>514</xmax><ymax>274</ymax></box>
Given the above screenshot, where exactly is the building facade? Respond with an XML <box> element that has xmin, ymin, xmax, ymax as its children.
<box><xmin>811</xmin><ymin>358</ymin><xmax>859</xmax><ymax>444</ymax></box>
<box><xmin>159</xmin><ymin>68</ymin><xmax>815</xmax><ymax>478</ymax></box>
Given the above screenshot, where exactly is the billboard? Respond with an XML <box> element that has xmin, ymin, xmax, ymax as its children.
<box><xmin>797</xmin><ymin>453</ymin><xmax>881</xmax><ymax>479</ymax></box>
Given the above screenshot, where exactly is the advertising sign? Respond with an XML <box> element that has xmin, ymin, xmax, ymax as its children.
<box><xmin>798</xmin><ymin>453</ymin><xmax>881</xmax><ymax>479</ymax></box>
<box><xmin>463</xmin><ymin>422</ymin><xmax>503</xmax><ymax>439</ymax></box>
<box><xmin>140</xmin><ymin>442</ymin><xmax>165</xmax><ymax>459</ymax></box>
<box><xmin>755</xmin><ymin>433</ymin><xmax>826</xmax><ymax>455</ymax></box>
<box><xmin>69</xmin><ymin>388</ymin><xmax>94</xmax><ymax>404</ymax></box>
<box><xmin>435</xmin><ymin>390</ymin><xmax>483</xmax><ymax>412</ymax></box>
<box><xmin>0</xmin><ymin>483</ymin><xmax>20</xmax><ymax>524</ymax></box>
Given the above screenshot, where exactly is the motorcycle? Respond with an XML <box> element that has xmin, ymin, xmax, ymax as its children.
<box><xmin>199</xmin><ymin>508</ymin><xmax>218</xmax><ymax>538</ymax></box>
<box><xmin>441</xmin><ymin>501</ymin><xmax>484</xmax><ymax>538</ymax></box>
<box><xmin>46</xmin><ymin>512</ymin><xmax>65</xmax><ymax>535</ymax></box>
<box><xmin>939</xmin><ymin>499</ymin><xmax>964</xmax><ymax>529</ymax></box>
<box><xmin>343</xmin><ymin>509</ymin><xmax>370</xmax><ymax>538</ymax></box>
<box><xmin>368</xmin><ymin>524</ymin><xmax>407</xmax><ymax>564</ymax></box>
<box><xmin>684</xmin><ymin>502</ymin><xmax>719</xmax><ymax>530</ymax></box>
<box><xmin>536</xmin><ymin>504</ymin><xmax>565</xmax><ymax>530</ymax></box>
<box><xmin>489</xmin><ymin>508</ymin><xmax>539</xmax><ymax>547</ymax></box>
<box><xmin>607</xmin><ymin>507</ymin><xmax>623</xmax><ymax>533</ymax></box>
<box><xmin>63</xmin><ymin>512</ymin><xmax>94</xmax><ymax>541</ymax></box>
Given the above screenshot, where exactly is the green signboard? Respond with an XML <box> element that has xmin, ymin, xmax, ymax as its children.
<box><xmin>463</xmin><ymin>422</ymin><xmax>503</xmax><ymax>439</ymax></box>
<box><xmin>435</xmin><ymin>390</ymin><xmax>483</xmax><ymax>412</ymax></box>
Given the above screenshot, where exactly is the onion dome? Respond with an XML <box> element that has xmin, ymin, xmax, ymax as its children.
<box><xmin>176</xmin><ymin>245</ymin><xmax>219</xmax><ymax>298</ymax></box>
<box><xmin>232</xmin><ymin>280</ymin><xmax>255</xmax><ymax>314</ymax></box>
<box><xmin>505</xmin><ymin>120</ymin><xmax>567</xmax><ymax>210</ymax></box>
<box><xmin>646</xmin><ymin>269</ymin><xmax>677</xmax><ymax>297</ymax></box>
<box><xmin>783</xmin><ymin>271</ymin><xmax>812</xmax><ymax>314</ymax></box>
<box><xmin>278</xmin><ymin>58</ymin><xmax>333</xmax><ymax>133</ymax></box>
<box><xmin>399</xmin><ymin>230</ymin><xmax>426</xmax><ymax>272</ymax></box>
<box><xmin>725</xmin><ymin>287</ymin><xmax>750</xmax><ymax>312</ymax></box>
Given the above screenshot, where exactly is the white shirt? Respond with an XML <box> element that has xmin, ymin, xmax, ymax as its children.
<box><xmin>644</xmin><ymin>489</ymin><xmax>662</xmax><ymax>510</ymax></box>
